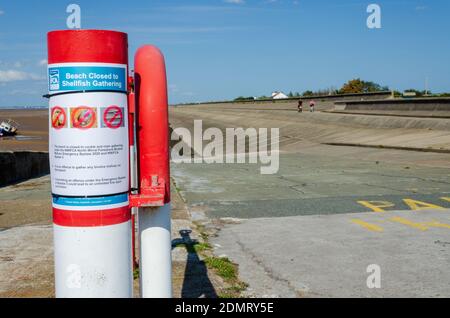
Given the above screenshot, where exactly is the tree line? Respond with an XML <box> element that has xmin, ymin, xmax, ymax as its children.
<box><xmin>234</xmin><ymin>78</ymin><xmax>450</xmax><ymax>101</ymax></box>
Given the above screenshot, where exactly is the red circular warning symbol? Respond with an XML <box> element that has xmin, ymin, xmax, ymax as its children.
<box><xmin>103</xmin><ymin>106</ymin><xmax>123</xmax><ymax>129</ymax></box>
<box><xmin>51</xmin><ymin>106</ymin><xmax>67</xmax><ymax>129</ymax></box>
<box><xmin>71</xmin><ymin>106</ymin><xmax>97</xmax><ymax>129</ymax></box>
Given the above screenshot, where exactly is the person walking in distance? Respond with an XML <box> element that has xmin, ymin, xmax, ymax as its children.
<box><xmin>297</xmin><ymin>100</ymin><xmax>303</xmax><ymax>113</ymax></box>
<box><xmin>309</xmin><ymin>100</ymin><xmax>316</xmax><ymax>112</ymax></box>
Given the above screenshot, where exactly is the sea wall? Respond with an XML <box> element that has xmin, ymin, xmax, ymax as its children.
<box><xmin>336</xmin><ymin>98</ymin><xmax>450</xmax><ymax>111</ymax></box>
<box><xmin>0</xmin><ymin>151</ymin><xmax>49</xmax><ymax>187</ymax></box>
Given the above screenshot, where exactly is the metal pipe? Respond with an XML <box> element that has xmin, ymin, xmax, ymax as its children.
<box><xmin>133</xmin><ymin>45</ymin><xmax>172</xmax><ymax>298</ymax></box>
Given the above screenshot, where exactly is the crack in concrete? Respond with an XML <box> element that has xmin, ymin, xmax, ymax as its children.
<box><xmin>235</xmin><ymin>239</ymin><xmax>307</xmax><ymax>297</ymax></box>
<box><xmin>364</xmin><ymin>172</ymin><xmax>450</xmax><ymax>186</ymax></box>
<box><xmin>360</xmin><ymin>183</ymin><xmax>409</xmax><ymax>193</ymax></box>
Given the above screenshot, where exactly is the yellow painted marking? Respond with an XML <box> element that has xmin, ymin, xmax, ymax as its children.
<box><xmin>357</xmin><ymin>201</ymin><xmax>395</xmax><ymax>213</ymax></box>
<box><xmin>425</xmin><ymin>221</ymin><xmax>450</xmax><ymax>229</ymax></box>
<box><xmin>351</xmin><ymin>219</ymin><xmax>384</xmax><ymax>232</ymax></box>
<box><xmin>441</xmin><ymin>197</ymin><xmax>450</xmax><ymax>203</ymax></box>
<box><xmin>389</xmin><ymin>217</ymin><xmax>428</xmax><ymax>231</ymax></box>
<box><xmin>403</xmin><ymin>198</ymin><xmax>445</xmax><ymax>211</ymax></box>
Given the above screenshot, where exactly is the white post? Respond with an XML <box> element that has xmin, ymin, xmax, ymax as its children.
<box><xmin>54</xmin><ymin>221</ymin><xmax>133</xmax><ymax>298</ymax></box>
<box><xmin>138</xmin><ymin>204</ymin><xmax>172</xmax><ymax>298</ymax></box>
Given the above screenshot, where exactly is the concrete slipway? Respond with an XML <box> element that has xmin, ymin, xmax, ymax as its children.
<box><xmin>169</xmin><ymin>101</ymin><xmax>450</xmax><ymax>298</ymax></box>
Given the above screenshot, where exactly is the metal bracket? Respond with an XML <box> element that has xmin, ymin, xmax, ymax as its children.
<box><xmin>129</xmin><ymin>175</ymin><xmax>165</xmax><ymax>207</ymax></box>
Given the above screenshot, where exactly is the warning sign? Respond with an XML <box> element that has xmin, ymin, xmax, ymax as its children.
<box><xmin>102</xmin><ymin>106</ymin><xmax>124</xmax><ymax>129</ymax></box>
<box><xmin>51</xmin><ymin>106</ymin><xmax>67</xmax><ymax>129</ymax></box>
<box><xmin>49</xmin><ymin>92</ymin><xmax>129</xmax><ymax>197</ymax></box>
<box><xmin>71</xmin><ymin>106</ymin><xmax>98</xmax><ymax>129</ymax></box>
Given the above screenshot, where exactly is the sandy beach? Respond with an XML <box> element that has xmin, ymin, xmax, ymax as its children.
<box><xmin>0</xmin><ymin>109</ymin><xmax>49</xmax><ymax>152</ymax></box>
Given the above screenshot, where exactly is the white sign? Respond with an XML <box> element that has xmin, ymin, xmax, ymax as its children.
<box><xmin>49</xmin><ymin>92</ymin><xmax>129</xmax><ymax>197</ymax></box>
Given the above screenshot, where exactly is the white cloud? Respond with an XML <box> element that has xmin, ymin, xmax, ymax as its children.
<box><xmin>8</xmin><ymin>89</ymin><xmax>40</xmax><ymax>96</ymax></box>
<box><xmin>0</xmin><ymin>70</ymin><xmax>44</xmax><ymax>82</ymax></box>
<box><xmin>38</xmin><ymin>59</ymin><xmax>48</xmax><ymax>66</ymax></box>
<box><xmin>224</xmin><ymin>0</ymin><xmax>245</xmax><ymax>4</ymax></box>
<box><xmin>169</xmin><ymin>84</ymin><xmax>179</xmax><ymax>93</ymax></box>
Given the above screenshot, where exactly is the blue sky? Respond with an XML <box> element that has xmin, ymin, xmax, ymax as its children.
<box><xmin>0</xmin><ymin>0</ymin><xmax>449</xmax><ymax>106</ymax></box>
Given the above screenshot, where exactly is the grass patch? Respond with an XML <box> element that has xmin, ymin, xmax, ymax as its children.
<box><xmin>217</xmin><ymin>281</ymin><xmax>249</xmax><ymax>298</ymax></box>
<box><xmin>194</xmin><ymin>242</ymin><xmax>212</xmax><ymax>253</ymax></box>
<box><xmin>218</xmin><ymin>292</ymin><xmax>237</xmax><ymax>299</ymax></box>
<box><xmin>204</xmin><ymin>257</ymin><xmax>237</xmax><ymax>281</ymax></box>
<box><xmin>173</xmin><ymin>241</ymin><xmax>212</xmax><ymax>254</ymax></box>
<box><xmin>133</xmin><ymin>267</ymin><xmax>139</xmax><ymax>280</ymax></box>
<box><xmin>193</xmin><ymin>222</ymin><xmax>210</xmax><ymax>241</ymax></box>
<box><xmin>171</xmin><ymin>177</ymin><xmax>184</xmax><ymax>194</ymax></box>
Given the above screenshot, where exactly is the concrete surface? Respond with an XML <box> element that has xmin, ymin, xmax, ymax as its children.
<box><xmin>0</xmin><ymin>224</ymin><xmax>54</xmax><ymax>297</ymax></box>
<box><xmin>212</xmin><ymin>209</ymin><xmax>450</xmax><ymax>298</ymax></box>
<box><xmin>169</xmin><ymin>101</ymin><xmax>450</xmax><ymax>298</ymax></box>
<box><xmin>0</xmin><ymin>175</ymin><xmax>51</xmax><ymax>229</ymax></box>
<box><xmin>0</xmin><ymin>177</ymin><xmax>225</xmax><ymax>298</ymax></box>
<box><xmin>170</xmin><ymin>103</ymin><xmax>450</xmax><ymax>153</ymax></box>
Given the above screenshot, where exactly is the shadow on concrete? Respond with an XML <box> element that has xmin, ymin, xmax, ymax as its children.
<box><xmin>0</xmin><ymin>151</ymin><xmax>49</xmax><ymax>188</ymax></box>
<box><xmin>172</xmin><ymin>229</ymin><xmax>217</xmax><ymax>298</ymax></box>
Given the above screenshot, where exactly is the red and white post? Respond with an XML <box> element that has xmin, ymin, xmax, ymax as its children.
<box><xmin>48</xmin><ymin>30</ymin><xmax>133</xmax><ymax>298</ymax></box>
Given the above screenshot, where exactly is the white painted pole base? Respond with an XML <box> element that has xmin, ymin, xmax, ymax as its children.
<box><xmin>54</xmin><ymin>221</ymin><xmax>133</xmax><ymax>298</ymax></box>
<box><xmin>138</xmin><ymin>203</ymin><xmax>172</xmax><ymax>298</ymax></box>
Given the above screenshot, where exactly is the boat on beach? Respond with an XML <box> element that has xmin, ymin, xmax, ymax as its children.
<box><xmin>0</xmin><ymin>119</ymin><xmax>19</xmax><ymax>137</ymax></box>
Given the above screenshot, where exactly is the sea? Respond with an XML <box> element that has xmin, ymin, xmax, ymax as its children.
<box><xmin>0</xmin><ymin>106</ymin><xmax>48</xmax><ymax>110</ymax></box>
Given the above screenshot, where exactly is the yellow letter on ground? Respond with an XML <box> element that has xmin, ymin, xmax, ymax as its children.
<box><xmin>357</xmin><ymin>201</ymin><xmax>395</xmax><ymax>213</ymax></box>
<box><xmin>403</xmin><ymin>199</ymin><xmax>445</xmax><ymax>211</ymax></box>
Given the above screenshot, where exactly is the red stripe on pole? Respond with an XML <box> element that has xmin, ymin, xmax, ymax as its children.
<box><xmin>48</xmin><ymin>30</ymin><xmax>128</xmax><ymax>65</ymax></box>
<box><xmin>53</xmin><ymin>206</ymin><xmax>131</xmax><ymax>227</ymax></box>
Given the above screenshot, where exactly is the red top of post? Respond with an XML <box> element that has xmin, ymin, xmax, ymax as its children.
<box><xmin>48</xmin><ymin>30</ymin><xmax>128</xmax><ymax>64</ymax></box>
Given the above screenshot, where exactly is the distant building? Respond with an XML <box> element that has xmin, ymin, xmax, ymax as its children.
<box><xmin>271</xmin><ymin>91</ymin><xmax>289</xmax><ymax>100</ymax></box>
<box><xmin>403</xmin><ymin>91</ymin><xmax>417</xmax><ymax>98</ymax></box>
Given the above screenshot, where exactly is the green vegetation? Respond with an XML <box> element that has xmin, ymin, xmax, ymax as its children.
<box><xmin>288</xmin><ymin>91</ymin><xmax>302</xmax><ymax>98</ymax></box>
<box><xmin>339</xmin><ymin>78</ymin><xmax>389</xmax><ymax>94</ymax></box>
<box><xmin>204</xmin><ymin>257</ymin><xmax>236</xmax><ymax>280</ymax></box>
<box><xmin>218</xmin><ymin>283</ymin><xmax>249</xmax><ymax>298</ymax></box>
<box><xmin>172</xmin><ymin>219</ymin><xmax>248</xmax><ymax>297</ymax></box>
<box><xmin>133</xmin><ymin>267</ymin><xmax>139</xmax><ymax>280</ymax></box>
<box><xmin>173</xmin><ymin>241</ymin><xmax>212</xmax><ymax>253</ymax></box>
<box><xmin>194</xmin><ymin>221</ymin><xmax>210</xmax><ymax>241</ymax></box>
<box><xmin>204</xmin><ymin>256</ymin><xmax>249</xmax><ymax>298</ymax></box>
<box><xmin>234</xmin><ymin>96</ymin><xmax>255</xmax><ymax>101</ymax></box>
<box><xmin>228</xmin><ymin>78</ymin><xmax>450</xmax><ymax>104</ymax></box>
<box><xmin>173</xmin><ymin>239</ymin><xmax>248</xmax><ymax>298</ymax></box>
